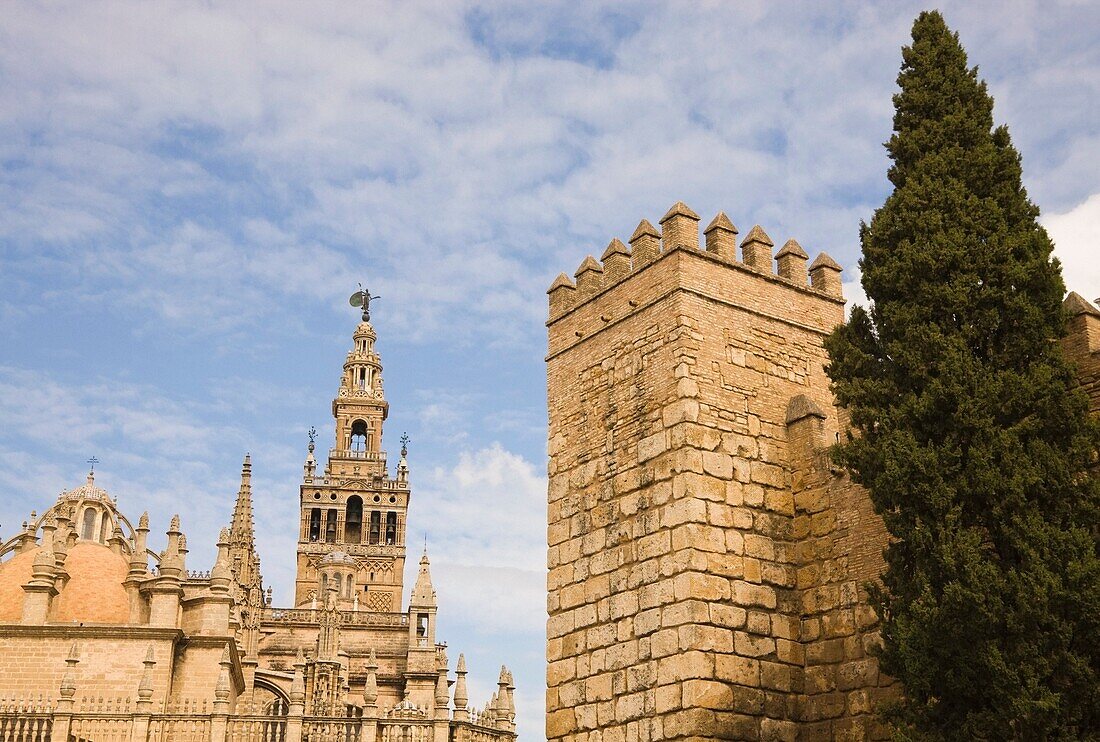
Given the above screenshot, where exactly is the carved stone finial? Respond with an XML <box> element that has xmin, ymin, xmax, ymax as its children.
<box><xmin>137</xmin><ymin>645</ymin><xmax>156</xmax><ymax>702</ymax></box>
<box><xmin>453</xmin><ymin>653</ymin><xmax>469</xmax><ymax>715</ymax></box>
<box><xmin>59</xmin><ymin>643</ymin><xmax>79</xmax><ymax>701</ymax></box>
<box><xmin>214</xmin><ymin>645</ymin><xmax>232</xmax><ymax>703</ymax></box>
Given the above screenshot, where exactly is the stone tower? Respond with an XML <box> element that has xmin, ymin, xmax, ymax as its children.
<box><xmin>545</xmin><ymin>202</ymin><xmax>893</xmax><ymax>741</ymax></box>
<box><xmin>294</xmin><ymin>315</ymin><xmax>411</xmax><ymax>611</ymax></box>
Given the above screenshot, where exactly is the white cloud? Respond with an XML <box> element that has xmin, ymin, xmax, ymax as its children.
<box><xmin>841</xmin><ymin>264</ymin><xmax>869</xmax><ymax>317</ymax></box>
<box><xmin>1044</xmin><ymin>192</ymin><xmax>1100</xmax><ymax>302</ymax></box>
<box><xmin>413</xmin><ymin>444</ymin><xmax>546</xmax><ymax>575</ymax></box>
<box><xmin>3</xmin><ymin>1</ymin><xmax>1095</xmax><ymax>356</ymax></box>
<box><xmin>433</xmin><ymin>563</ymin><xmax>545</xmax><ymax>638</ymax></box>
<box><xmin>400</xmin><ymin>444</ymin><xmax>547</xmax><ymax>742</ymax></box>
<box><xmin>0</xmin><ymin>366</ymin><xmax>301</xmax><ymax>577</ymax></box>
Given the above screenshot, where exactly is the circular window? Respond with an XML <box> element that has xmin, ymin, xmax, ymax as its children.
<box><xmin>330</xmin><ymin>493</ymin><xmax>338</xmax><ymax>500</ymax></box>
<box><xmin>373</xmin><ymin>495</ymin><xmax>381</xmax><ymax>503</ymax></box>
<box><xmin>389</xmin><ymin>496</ymin><xmax>396</xmax><ymax>504</ymax></box>
<box><xmin>313</xmin><ymin>493</ymin><xmax>321</xmax><ymax>500</ymax></box>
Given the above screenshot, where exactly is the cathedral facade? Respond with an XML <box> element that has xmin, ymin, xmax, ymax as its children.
<box><xmin>0</xmin><ymin>310</ymin><xmax>518</xmax><ymax>742</ymax></box>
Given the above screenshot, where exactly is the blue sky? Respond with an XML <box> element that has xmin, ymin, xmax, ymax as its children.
<box><xmin>1</xmin><ymin>2</ymin><xmax>1098</xmax><ymax>738</ymax></box>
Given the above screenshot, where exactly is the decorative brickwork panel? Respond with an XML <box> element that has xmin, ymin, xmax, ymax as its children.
<box><xmin>365</xmin><ymin>591</ymin><xmax>393</xmax><ymax>612</ymax></box>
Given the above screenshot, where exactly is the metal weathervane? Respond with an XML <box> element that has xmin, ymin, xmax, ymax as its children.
<box><xmin>349</xmin><ymin>283</ymin><xmax>380</xmax><ymax>322</ymax></box>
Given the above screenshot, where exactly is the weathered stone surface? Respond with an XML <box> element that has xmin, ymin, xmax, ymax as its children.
<box><xmin>546</xmin><ymin>208</ymin><xmax>929</xmax><ymax>741</ymax></box>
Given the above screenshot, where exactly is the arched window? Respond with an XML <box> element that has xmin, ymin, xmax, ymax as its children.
<box><xmin>325</xmin><ymin>510</ymin><xmax>337</xmax><ymax>544</ymax></box>
<box><xmin>350</xmin><ymin>420</ymin><xmax>368</xmax><ymax>452</ymax></box>
<box><xmin>385</xmin><ymin>512</ymin><xmax>397</xmax><ymax>545</ymax></box>
<box><xmin>346</xmin><ymin>574</ymin><xmax>353</xmax><ymax>597</ymax></box>
<box><xmin>309</xmin><ymin>509</ymin><xmax>321</xmax><ymax>542</ymax></box>
<box><xmin>345</xmin><ymin>496</ymin><xmax>363</xmax><ymax>544</ymax></box>
<box><xmin>98</xmin><ymin>515</ymin><xmax>110</xmax><ymax>543</ymax></box>
<box><xmin>81</xmin><ymin>508</ymin><xmax>97</xmax><ymax>541</ymax></box>
<box><xmin>320</xmin><ymin>573</ymin><xmax>328</xmax><ymax>595</ymax></box>
<box><xmin>369</xmin><ymin>511</ymin><xmax>381</xmax><ymax>545</ymax></box>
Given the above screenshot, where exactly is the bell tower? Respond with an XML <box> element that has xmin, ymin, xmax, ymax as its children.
<box><xmin>294</xmin><ymin>289</ymin><xmax>411</xmax><ymax>611</ymax></box>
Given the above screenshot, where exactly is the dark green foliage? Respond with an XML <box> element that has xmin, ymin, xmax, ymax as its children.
<box><xmin>825</xmin><ymin>11</ymin><xmax>1100</xmax><ymax>740</ymax></box>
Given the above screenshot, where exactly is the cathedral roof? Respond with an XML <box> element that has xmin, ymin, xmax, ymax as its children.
<box><xmin>0</xmin><ymin>548</ymin><xmax>37</xmax><ymax>622</ymax></box>
<box><xmin>0</xmin><ymin>542</ymin><xmax>131</xmax><ymax>625</ymax></box>
<box><xmin>51</xmin><ymin>542</ymin><xmax>131</xmax><ymax>623</ymax></box>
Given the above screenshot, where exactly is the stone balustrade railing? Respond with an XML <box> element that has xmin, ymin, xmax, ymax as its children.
<box><xmin>0</xmin><ymin>706</ymin><xmax>514</xmax><ymax>742</ymax></box>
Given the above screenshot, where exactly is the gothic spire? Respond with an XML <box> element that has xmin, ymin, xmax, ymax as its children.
<box><xmin>228</xmin><ymin>453</ymin><xmax>264</xmax><ymax>611</ymax></box>
<box><xmin>410</xmin><ymin>549</ymin><xmax>437</xmax><ymax>607</ymax></box>
<box><xmin>225</xmin><ymin>454</ymin><xmax>255</xmax><ymax>552</ymax></box>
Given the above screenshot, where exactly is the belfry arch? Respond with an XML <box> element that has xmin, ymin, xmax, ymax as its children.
<box><xmin>345</xmin><ymin>496</ymin><xmax>363</xmax><ymax>544</ymax></box>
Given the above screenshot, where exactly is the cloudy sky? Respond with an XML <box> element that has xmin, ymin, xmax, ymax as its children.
<box><xmin>1</xmin><ymin>1</ymin><xmax>1097</xmax><ymax>738</ymax></box>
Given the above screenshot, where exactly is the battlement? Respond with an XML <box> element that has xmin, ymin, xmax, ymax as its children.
<box><xmin>547</xmin><ymin>202</ymin><xmax>846</xmax><ymax>363</ymax></box>
<box><xmin>547</xmin><ymin>202</ymin><xmax>844</xmax><ymax>324</ymax></box>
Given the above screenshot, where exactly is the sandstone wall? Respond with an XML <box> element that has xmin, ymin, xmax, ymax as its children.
<box><xmin>0</xmin><ymin>627</ymin><xmax>178</xmax><ymax>707</ymax></box>
<box><xmin>546</xmin><ymin>212</ymin><xmax>895</xmax><ymax>742</ymax></box>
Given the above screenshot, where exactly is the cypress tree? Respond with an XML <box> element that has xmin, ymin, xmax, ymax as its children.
<box><xmin>824</xmin><ymin>11</ymin><xmax>1100</xmax><ymax>739</ymax></box>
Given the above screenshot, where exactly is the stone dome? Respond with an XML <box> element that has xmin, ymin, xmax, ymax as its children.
<box><xmin>51</xmin><ymin>542</ymin><xmax>131</xmax><ymax>624</ymax></box>
<box><xmin>58</xmin><ymin>472</ymin><xmax>113</xmax><ymax>503</ymax></box>
<box><xmin>0</xmin><ymin>548</ymin><xmax>38</xmax><ymax>622</ymax></box>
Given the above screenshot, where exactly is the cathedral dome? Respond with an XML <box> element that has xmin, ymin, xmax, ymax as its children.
<box><xmin>58</xmin><ymin>474</ymin><xmax>112</xmax><ymax>503</ymax></box>
<box><xmin>52</xmin><ymin>542</ymin><xmax>131</xmax><ymax>624</ymax></box>
<box><xmin>0</xmin><ymin>548</ymin><xmax>38</xmax><ymax>622</ymax></box>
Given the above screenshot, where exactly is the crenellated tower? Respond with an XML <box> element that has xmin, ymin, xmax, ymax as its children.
<box><xmin>294</xmin><ymin>302</ymin><xmax>411</xmax><ymax>610</ymax></box>
<box><xmin>546</xmin><ymin>202</ymin><xmax>893</xmax><ymax>741</ymax></box>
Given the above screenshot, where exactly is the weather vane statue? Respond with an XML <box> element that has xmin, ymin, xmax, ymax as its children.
<box><xmin>349</xmin><ymin>283</ymin><xmax>380</xmax><ymax>322</ymax></box>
